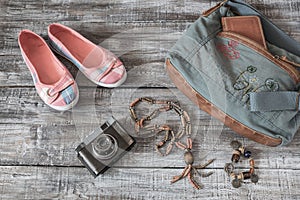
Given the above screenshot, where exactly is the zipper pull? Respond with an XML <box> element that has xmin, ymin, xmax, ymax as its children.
<box><xmin>275</xmin><ymin>55</ymin><xmax>300</xmax><ymax>68</ymax></box>
<box><xmin>202</xmin><ymin>0</ymin><xmax>228</xmax><ymax>17</ymax></box>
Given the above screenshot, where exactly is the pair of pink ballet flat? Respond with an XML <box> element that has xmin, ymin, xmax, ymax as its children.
<box><xmin>18</xmin><ymin>23</ymin><xmax>127</xmax><ymax>111</ymax></box>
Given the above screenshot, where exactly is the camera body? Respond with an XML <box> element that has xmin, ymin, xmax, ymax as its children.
<box><xmin>75</xmin><ymin>117</ymin><xmax>135</xmax><ymax>177</ymax></box>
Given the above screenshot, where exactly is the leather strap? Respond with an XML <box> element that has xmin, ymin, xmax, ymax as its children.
<box><xmin>249</xmin><ymin>91</ymin><xmax>299</xmax><ymax>112</ymax></box>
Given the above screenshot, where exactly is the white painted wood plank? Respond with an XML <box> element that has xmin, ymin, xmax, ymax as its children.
<box><xmin>1</xmin><ymin>118</ymin><xmax>300</xmax><ymax>170</ymax></box>
<box><xmin>0</xmin><ymin>166</ymin><xmax>299</xmax><ymax>200</ymax></box>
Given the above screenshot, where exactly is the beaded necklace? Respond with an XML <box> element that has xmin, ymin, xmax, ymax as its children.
<box><xmin>129</xmin><ymin>97</ymin><xmax>214</xmax><ymax>189</ymax></box>
<box><xmin>129</xmin><ymin>97</ymin><xmax>191</xmax><ymax>155</ymax></box>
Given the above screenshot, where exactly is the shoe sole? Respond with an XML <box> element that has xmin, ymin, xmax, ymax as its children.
<box><xmin>90</xmin><ymin>70</ymin><xmax>127</xmax><ymax>88</ymax></box>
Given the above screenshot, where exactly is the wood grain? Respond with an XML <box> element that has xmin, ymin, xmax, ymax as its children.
<box><xmin>1</xmin><ymin>121</ymin><xmax>300</xmax><ymax>170</ymax></box>
<box><xmin>0</xmin><ymin>1</ymin><xmax>299</xmax><ymax>87</ymax></box>
<box><xmin>0</xmin><ymin>0</ymin><xmax>299</xmax><ymax>199</ymax></box>
<box><xmin>1</xmin><ymin>166</ymin><xmax>300</xmax><ymax>200</ymax></box>
<box><xmin>1</xmin><ymin>87</ymin><xmax>300</xmax><ymax>169</ymax></box>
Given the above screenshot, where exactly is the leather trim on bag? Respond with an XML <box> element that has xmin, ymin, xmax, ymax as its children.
<box><xmin>166</xmin><ymin>58</ymin><xmax>282</xmax><ymax>147</ymax></box>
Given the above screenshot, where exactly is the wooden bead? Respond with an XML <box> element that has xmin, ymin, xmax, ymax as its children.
<box><xmin>243</xmin><ymin>171</ymin><xmax>252</xmax><ymax>180</ymax></box>
<box><xmin>224</xmin><ymin>163</ymin><xmax>235</xmax><ymax>175</ymax></box>
<box><xmin>150</xmin><ymin>109</ymin><xmax>159</xmax><ymax>116</ymax></box>
<box><xmin>238</xmin><ymin>146</ymin><xmax>245</xmax><ymax>154</ymax></box>
<box><xmin>249</xmin><ymin>167</ymin><xmax>255</xmax><ymax>174</ymax></box>
<box><xmin>154</xmin><ymin>100</ymin><xmax>168</xmax><ymax>104</ymax></box>
<box><xmin>174</xmin><ymin>107</ymin><xmax>183</xmax><ymax>116</ymax></box>
<box><xmin>141</xmin><ymin>97</ymin><xmax>153</xmax><ymax>103</ymax></box>
<box><xmin>159</xmin><ymin>105</ymin><xmax>171</xmax><ymax>112</ymax></box>
<box><xmin>159</xmin><ymin>125</ymin><xmax>170</xmax><ymax>131</ymax></box>
<box><xmin>180</xmin><ymin>115</ymin><xmax>186</xmax><ymax>127</ymax></box>
<box><xmin>230</xmin><ymin>172</ymin><xmax>236</xmax><ymax>179</ymax></box>
<box><xmin>130</xmin><ymin>98</ymin><xmax>141</xmax><ymax>107</ymax></box>
<box><xmin>251</xmin><ymin>174</ymin><xmax>259</xmax><ymax>183</ymax></box>
<box><xmin>175</xmin><ymin>129</ymin><xmax>184</xmax><ymax>140</ymax></box>
<box><xmin>184</xmin><ymin>151</ymin><xmax>194</xmax><ymax>165</ymax></box>
<box><xmin>231</xmin><ymin>150</ymin><xmax>241</xmax><ymax>163</ymax></box>
<box><xmin>232</xmin><ymin>178</ymin><xmax>242</xmax><ymax>188</ymax></box>
<box><xmin>186</xmin><ymin>124</ymin><xmax>191</xmax><ymax>135</ymax></box>
<box><xmin>139</xmin><ymin>118</ymin><xmax>145</xmax><ymax>127</ymax></box>
<box><xmin>183</xmin><ymin>111</ymin><xmax>190</xmax><ymax>123</ymax></box>
<box><xmin>237</xmin><ymin>172</ymin><xmax>244</xmax><ymax>180</ymax></box>
<box><xmin>187</xmin><ymin>138</ymin><xmax>193</xmax><ymax>149</ymax></box>
<box><xmin>129</xmin><ymin>108</ymin><xmax>137</xmax><ymax>121</ymax></box>
<box><xmin>230</xmin><ymin>140</ymin><xmax>242</xmax><ymax>149</ymax></box>
<box><xmin>249</xmin><ymin>158</ymin><xmax>255</xmax><ymax>167</ymax></box>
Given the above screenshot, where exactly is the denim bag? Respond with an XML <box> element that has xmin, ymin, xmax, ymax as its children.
<box><xmin>166</xmin><ymin>0</ymin><xmax>300</xmax><ymax>146</ymax></box>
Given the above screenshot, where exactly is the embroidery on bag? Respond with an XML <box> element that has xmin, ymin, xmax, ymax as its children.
<box><xmin>217</xmin><ymin>40</ymin><xmax>240</xmax><ymax>60</ymax></box>
<box><xmin>233</xmin><ymin>66</ymin><xmax>257</xmax><ymax>91</ymax></box>
<box><xmin>233</xmin><ymin>66</ymin><xmax>279</xmax><ymax>100</ymax></box>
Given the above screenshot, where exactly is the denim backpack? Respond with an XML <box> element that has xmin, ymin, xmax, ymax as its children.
<box><xmin>166</xmin><ymin>0</ymin><xmax>300</xmax><ymax>146</ymax></box>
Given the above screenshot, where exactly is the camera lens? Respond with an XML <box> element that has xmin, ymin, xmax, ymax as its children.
<box><xmin>93</xmin><ymin>134</ymin><xmax>118</xmax><ymax>159</ymax></box>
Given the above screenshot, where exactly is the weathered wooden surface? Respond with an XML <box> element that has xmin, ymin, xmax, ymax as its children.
<box><xmin>0</xmin><ymin>0</ymin><xmax>299</xmax><ymax>199</ymax></box>
<box><xmin>1</xmin><ymin>167</ymin><xmax>300</xmax><ymax>200</ymax></box>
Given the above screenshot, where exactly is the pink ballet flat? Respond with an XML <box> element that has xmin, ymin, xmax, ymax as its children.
<box><xmin>48</xmin><ymin>23</ymin><xmax>127</xmax><ymax>88</ymax></box>
<box><xmin>18</xmin><ymin>30</ymin><xmax>79</xmax><ymax>111</ymax></box>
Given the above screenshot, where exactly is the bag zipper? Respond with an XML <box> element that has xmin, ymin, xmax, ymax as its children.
<box><xmin>275</xmin><ymin>55</ymin><xmax>300</xmax><ymax>68</ymax></box>
<box><xmin>218</xmin><ymin>31</ymin><xmax>300</xmax><ymax>83</ymax></box>
<box><xmin>202</xmin><ymin>0</ymin><xmax>228</xmax><ymax>17</ymax></box>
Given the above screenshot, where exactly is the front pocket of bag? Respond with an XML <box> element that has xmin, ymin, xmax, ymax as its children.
<box><xmin>218</xmin><ymin>31</ymin><xmax>300</xmax><ymax>82</ymax></box>
<box><xmin>192</xmin><ymin>31</ymin><xmax>299</xmax><ymax>123</ymax></box>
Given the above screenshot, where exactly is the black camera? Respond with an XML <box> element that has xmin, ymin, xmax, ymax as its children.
<box><xmin>75</xmin><ymin>117</ymin><xmax>135</xmax><ymax>177</ymax></box>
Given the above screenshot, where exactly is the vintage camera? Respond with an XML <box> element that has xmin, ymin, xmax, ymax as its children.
<box><xmin>75</xmin><ymin>117</ymin><xmax>135</xmax><ymax>177</ymax></box>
